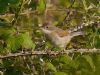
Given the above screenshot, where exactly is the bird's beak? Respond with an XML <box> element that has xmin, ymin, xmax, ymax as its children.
<box><xmin>38</xmin><ymin>24</ymin><xmax>43</xmax><ymax>28</ymax></box>
<box><xmin>38</xmin><ymin>24</ymin><xmax>44</xmax><ymax>31</ymax></box>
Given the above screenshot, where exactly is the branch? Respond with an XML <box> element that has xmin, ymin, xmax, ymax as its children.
<box><xmin>0</xmin><ymin>49</ymin><xmax>100</xmax><ymax>59</ymax></box>
<box><xmin>0</xmin><ymin>9</ymin><xmax>76</xmax><ymax>17</ymax></box>
<box><xmin>0</xmin><ymin>10</ymin><xmax>38</xmax><ymax>17</ymax></box>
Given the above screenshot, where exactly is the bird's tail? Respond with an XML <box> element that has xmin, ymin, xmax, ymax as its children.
<box><xmin>70</xmin><ymin>31</ymin><xmax>84</xmax><ymax>38</ymax></box>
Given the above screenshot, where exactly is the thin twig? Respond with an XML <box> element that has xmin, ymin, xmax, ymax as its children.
<box><xmin>0</xmin><ymin>49</ymin><xmax>100</xmax><ymax>59</ymax></box>
<box><xmin>0</xmin><ymin>9</ymin><xmax>99</xmax><ymax>19</ymax></box>
<box><xmin>0</xmin><ymin>10</ymin><xmax>38</xmax><ymax>17</ymax></box>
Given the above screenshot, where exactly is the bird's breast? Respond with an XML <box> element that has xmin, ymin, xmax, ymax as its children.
<box><xmin>48</xmin><ymin>32</ymin><xmax>71</xmax><ymax>48</ymax></box>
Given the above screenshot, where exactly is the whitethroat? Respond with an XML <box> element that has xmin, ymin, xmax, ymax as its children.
<box><xmin>41</xmin><ymin>22</ymin><xmax>84</xmax><ymax>50</ymax></box>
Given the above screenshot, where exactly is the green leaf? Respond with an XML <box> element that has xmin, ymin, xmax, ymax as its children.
<box><xmin>70</xmin><ymin>19</ymin><xmax>77</xmax><ymax>26</ymax></box>
<box><xmin>60</xmin><ymin>0</ymin><xmax>71</xmax><ymax>8</ymax></box>
<box><xmin>59</xmin><ymin>55</ymin><xmax>77</xmax><ymax>69</ymax></box>
<box><xmin>82</xmin><ymin>55</ymin><xmax>95</xmax><ymax>70</ymax></box>
<box><xmin>59</xmin><ymin>55</ymin><xmax>72</xmax><ymax>64</ymax></box>
<box><xmin>37</xmin><ymin>0</ymin><xmax>46</xmax><ymax>14</ymax></box>
<box><xmin>55</xmin><ymin>72</ymin><xmax>68</xmax><ymax>75</ymax></box>
<box><xmin>82</xmin><ymin>0</ymin><xmax>89</xmax><ymax>11</ymax></box>
<box><xmin>94</xmin><ymin>35</ymin><xmax>100</xmax><ymax>48</ymax></box>
<box><xmin>88</xmin><ymin>0</ymin><xmax>99</xmax><ymax>6</ymax></box>
<box><xmin>0</xmin><ymin>28</ymin><xmax>15</xmax><ymax>40</ymax></box>
<box><xmin>0</xmin><ymin>0</ymin><xmax>9</xmax><ymax>13</ymax></box>
<box><xmin>8</xmin><ymin>0</ymin><xmax>20</xmax><ymax>4</ymax></box>
<box><xmin>6</xmin><ymin>36</ymin><xmax>21</xmax><ymax>52</ymax></box>
<box><xmin>20</xmin><ymin>32</ymin><xmax>35</xmax><ymax>49</ymax></box>
<box><xmin>0</xmin><ymin>6</ymin><xmax>8</xmax><ymax>13</ymax></box>
<box><xmin>46</xmin><ymin>62</ymin><xmax>57</xmax><ymax>72</ymax></box>
<box><xmin>73</xmin><ymin>0</ymin><xmax>81</xmax><ymax>8</ymax></box>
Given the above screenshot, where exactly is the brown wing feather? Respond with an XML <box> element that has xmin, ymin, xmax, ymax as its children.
<box><xmin>54</xmin><ymin>28</ymin><xmax>69</xmax><ymax>37</ymax></box>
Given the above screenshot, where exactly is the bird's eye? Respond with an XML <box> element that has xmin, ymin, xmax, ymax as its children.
<box><xmin>46</xmin><ymin>26</ymin><xmax>48</xmax><ymax>28</ymax></box>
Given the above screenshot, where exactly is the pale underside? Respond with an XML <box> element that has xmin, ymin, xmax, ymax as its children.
<box><xmin>41</xmin><ymin>28</ymin><xmax>71</xmax><ymax>49</ymax></box>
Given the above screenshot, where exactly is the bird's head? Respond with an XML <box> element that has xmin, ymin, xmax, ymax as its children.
<box><xmin>40</xmin><ymin>22</ymin><xmax>56</xmax><ymax>34</ymax></box>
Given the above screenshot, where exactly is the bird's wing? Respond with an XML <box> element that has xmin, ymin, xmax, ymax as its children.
<box><xmin>54</xmin><ymin>28</ymin><xmax>69</xmax><ymax>37</ymax></box>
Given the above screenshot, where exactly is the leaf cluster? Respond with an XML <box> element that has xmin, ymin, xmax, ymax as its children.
<box><xmin>0</xmin><ymin>0</ymin><xmax>100</xmax><ymax>75</ymax></box>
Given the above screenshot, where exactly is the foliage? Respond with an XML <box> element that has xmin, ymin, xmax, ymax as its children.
<box><xmin>0</xmin><ymin>0</ymin><xmax>100</xmax><ymax>75</ymax></box>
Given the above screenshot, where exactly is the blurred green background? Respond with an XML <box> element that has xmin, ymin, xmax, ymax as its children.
<box><xmin>0</xmin><ymin>0</ymin><xmax>100</xmax><ymax>75</ymax></box>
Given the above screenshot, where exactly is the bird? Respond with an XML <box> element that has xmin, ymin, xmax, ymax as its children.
<box><xmin>40</xmin><ymin>22</ymin><xmax>84</xmax><ymax>50</ymax></box>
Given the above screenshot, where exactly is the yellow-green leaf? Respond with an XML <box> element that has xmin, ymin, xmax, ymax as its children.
<box><xmin>37</xmin><ymin>0</ymin><xmax>46</xmax><ymax>14</ymax></box>
<box><xmin>46</xmin><ymin>62</ymin><xmax>57</xmax><ymax>72</ymax></box>
<box><xmin>55</xmin><ymin>72</ymin><xmax>68</xmax><ymax>75</ymax></box>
